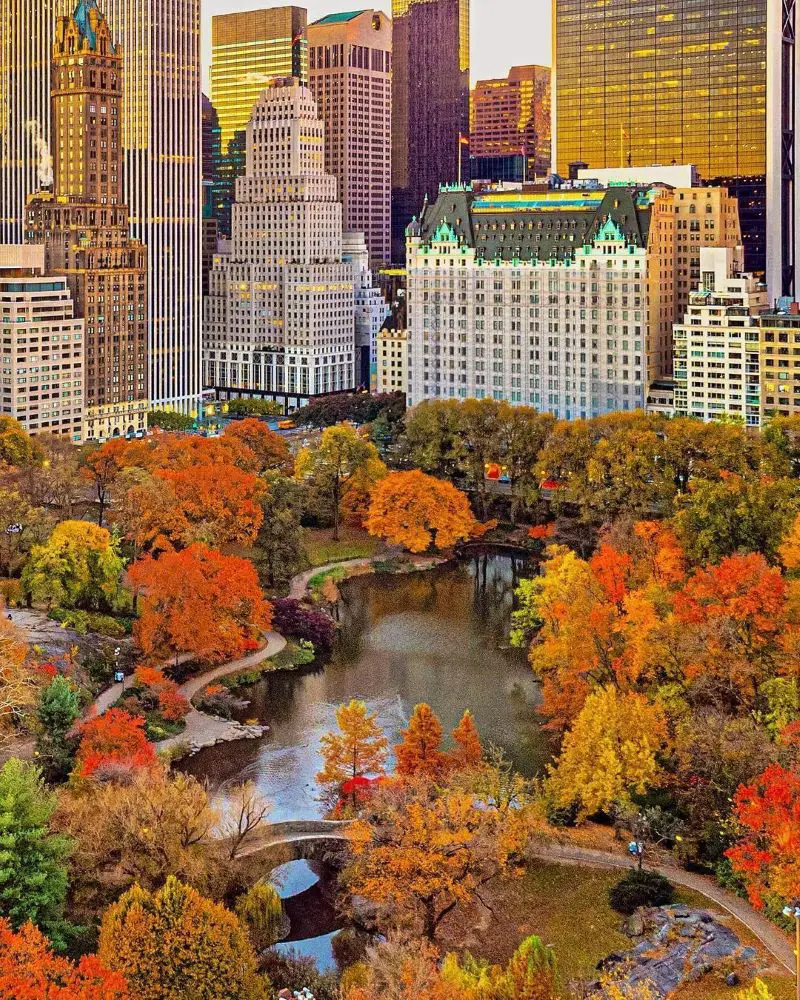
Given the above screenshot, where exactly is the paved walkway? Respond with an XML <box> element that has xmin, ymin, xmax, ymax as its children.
<box><xmin>534</xmin><ymin>843</ymin><xmax>796</xmax><ymax>974</ymax></box>
<box><xmin>288</xmin><ymin>558</ymin><xmax>376</xmax><ymax>600</ymax></box>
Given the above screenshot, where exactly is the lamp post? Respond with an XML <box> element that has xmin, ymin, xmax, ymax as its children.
<box><xmin>628</xmin><ymin>839</ymin><xmax>644</xmax><ymax>870</ymax></box>
<box><xmin>113</xmin><ymin>646</ymin><xmax>123</xmax><ymax>691</ymax></box>
<box><xmin>783</xmin><ymin>902</ymin><xmax>800</xmax><ymax>1000</ymax></box>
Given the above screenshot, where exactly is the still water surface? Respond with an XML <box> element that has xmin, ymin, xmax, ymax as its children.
<box><xmin>181</xmin><ymin>549</ymin><xmax>548</xmax><ymax>820</ymax></box>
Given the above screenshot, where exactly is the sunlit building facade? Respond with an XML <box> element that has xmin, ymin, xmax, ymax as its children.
<box><xmin>391</xmin><ymin>0</ymin><xmax>470</xmax><ymax>262</ymax></box>
<box><xmin>26</xmin><ymin>0</ymin><xmax>148</xmax><ymax>442</ymax></box>
<box><xmin>470</xmin><ymin>66</ymin><xmax>551</xmax><ymax>181</ymax></box>
<box><xmin>203</xmin><ymin>79</ymin><xmax>355</xmax><ymax>411</ymax></box>
<box><xmin>308</xmin><ymin>10</ymin><xmax>392</xmax><ymax>268</ymax></box>
<box><xmin>553</xmin><ymin>0</ymin><xmax>767</xmax><ymax>274</ymax></box>
<box><xmin>211</xmin><ymin>7</ymin><xmax>307</xmax><ymax>156</ymax></box>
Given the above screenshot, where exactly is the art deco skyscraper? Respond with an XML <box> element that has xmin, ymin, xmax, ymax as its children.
<box><xmin>553</xmin><ymin>0</ymin><xmax>767</xmax><ymax>274</ymax></box>
<box><xmin>391</xmin><ymin>0</ymin><xmax>470</xmax><ymax>263</ymax></box>
<box><xmin>203</xmin><ymin>79</ymin><xmax>355</xmax><ymax>410</ymax></box>
<box><xmin>1</xmin><ymin>0</ymin><xmax>202</xmax><ymax>413</ymax></box>
<box><xmin>308</xmin><ymin>10</ymin><xmax>392</xmax><ymax>268</ymax></box>
<box><xmin>211</xmin><ymin>7</ymin><xmax>307</xmax><ymax>156</ymax></box>
<box><xmin>26</xmin><ymin>0</ymin><xmax>148</xmax><ymax>441</ymax></box>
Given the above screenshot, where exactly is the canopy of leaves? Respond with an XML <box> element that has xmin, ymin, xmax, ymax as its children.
<box><xmin>317</xmin><ymin>700</ymin><xmax>388</xmax><ymax>798</ymax></box>
<box><xmin>366</xmin><ymin>470</ymin><xmax>480</xmax><ymax>552</ymax></box>
<box><xmin>129</xmin><ymin>544</ymin><xmax>272</xmax><ymax>664</ymax></box>
<box><xmin>98</xmin><ymin>876</ymin><xmax>267</xmax><ymax>1000</ymax></box>
<box><xmin>222</xmin><ymin>418</ymin><xmax>291</xmax><ymax>473</ymax></box>
<box><xmin>294</xmin><ymin>392</ymin><xmax>405</xmax><ymax>429</ymax></box>
<box><xmin>73</xmin><ymin>708</ymin><xmax>157</xmax><ymax>781</ymax></box>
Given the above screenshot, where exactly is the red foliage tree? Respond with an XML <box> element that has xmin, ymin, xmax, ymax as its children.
<box><xmin>74</xmin><ymin>708</ymin><xmax>157</xmax><ymax>780</ymax></box>
<box><xmin>726</xmin><ymin>763</ymin><xmax>800</xmax><ymax>908</ymax></box>
<box><xmin>155</xmin><ymin>464</ymin><xmax>263</xmax><ymax>548</ymax></box>
<box><xmin>128</xmin><ymin>544</ymin><xmax>272</xmax><ymax>665</ymax></box>
<box><xmin>222</xmin><ymin>418</ymin><xmax>290</xmax><ymax>473</ymax></box>
<box><xmin>0</xmin><ymin>917</ymin><xmax>129</xmax><ymax>999</ymax></box>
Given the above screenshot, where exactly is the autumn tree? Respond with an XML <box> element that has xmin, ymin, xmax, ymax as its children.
<box><xmin>0</xmin><ymin>613</ymin><xmax>38</xmax><ymax>746</ymax></box>
<box><xmin>16</xmin><ymin>432</ymin><xmax>84</xmax><ymax>521</ymax></box>
<box><xmin>112</xmin><ymin>469</ymin><xmax>187</xmax><ymax>557</ymax></box>
<box><xmin>21</xmin><ymin>520</ymin><xmax>124</xmax><ymax>611</ymax></box>
<box><xmin>128</xmin><ymin>544</ymin><xmax>272</xmax><ymax>664</ymax></box>
<box><xmin>98</xmin><ymin>876</ymin><xmax>267</xmax><ymax>1000</ymax></box>
<box><xmin>395</xmin><ymin>703</ymin><xmax>448</xmax><ymax>778</ymax></box>
<box><xmin>34</xmin><ymin>676</ymin><xmax>80</xmax><ymax>782</ymax></box>
<box><xmin>0</xmin><ymin>489</ymin><xmax>51</xmax><ymax>578</ymax></box>
<box><xmin>343</xmin><ymin>779</ymin><xmax>531</xmax><ymax>941</ymax></box>
<box><xmin>296</xmin><ymin>425</ymin><xmax>381</xmax><ymax>540</ymax></box>
<box><xmin>660</xmin><ymin>416</ymin><xmax>765</xmax><ymax>493</ymax></box>
<box><xmin>223</xmin><ymin>418</ymin><xmax>291</xmax><ymax>473</ymax></box>
<box><xmin>451</xmin><ymin>710</ymin><xmax>482</xmax><ymax>770</ymax></box>
<box><xmin>317</xmin><ymin>699</ymin><xmax>388</xmax><ymax>803</ymax></box>
<box><xmin>156</xmin><ymin>463</ymin><xmax>264</xmax><ymax>547</ymax></box>
<box><xmin>673</xmin><ymin>472</ymin><xmax>799</xmax><ymax>565</ymax></box>
<box><xmin>54</xmin><ymin>769</ymin><xmax>225</xmax><ymax>921</ymax></box>
<box><xmin>725</xmin><ymin>763</ymin><xmax>800</xmax><ymax>908</ymax></box>
<box><xmin>0</xmin><ymin>759</ymin><xmax>72</xmax><ymax>949</ymax></box>
<box><xmin>339</xmin><ymin>454</ymin><xmax>388</xmax><ymax>528</ymax></box>
<box><xmin>500</xmin><ymin>407</ymin><xmax>557</xmax><ymax>521</ymax></box>
<box><xmin>73</xmin><ymin>709</ymin><xmax>157</xmax><ymax>781</ymax></box>
<box><xmin>0</xmin><ymin>918</ymin><xmax>129</xmax><ymax>998</ymax></box>
<box><xmin>0</xmin><ymin>415</ymin><xmax>43</xmax><ymax>468</ymax></box>
<box><xmin>81</xmin><ymin>438</ymin><xmax>130</xmax><ymax>527</ymax></box>
<box><xmin>440</xmin><ymin>935</ymin><xmax>557</xmax><ymax>1000</ymax></box>
<box><xmin>366</xmin><ymin>470</ymin><xmax>480</xmax><ymax>553</ymax></box>
<box><xmin>401</xmin><ymin>399</ymin><xmax>465</xmax><ymax>481</ymax></box>
<box><xmin>547</xmin><ymin>687</ymin><xmax>669</xmax><ymax>819</ymax></box>
<box><xmin>456</xmin><ymin>397</ymin><xmax>507</xmax><ymax>517</ymax></box>
<box><xmin>253</xmin><ymin>473</ymin><xmax>305</xmax><ymax>587</ymax></box>
<box><xmin>235</xmin><ymin>882</ymin><xmax>285</xmax><ymax>952</ymax></box>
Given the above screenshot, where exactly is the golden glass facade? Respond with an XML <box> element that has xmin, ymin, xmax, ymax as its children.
<box><xmin>554</xmin><ymin>0</ymin><xmax>767</xmax><ymax>180</ymax></box>
<box><xmin>211</xmin><ymin>7</ymin><xmax>307</xmax><ymax>154</ymax></box>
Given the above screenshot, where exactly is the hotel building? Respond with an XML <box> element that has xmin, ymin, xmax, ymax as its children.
<box><xmin>672</xmin><ymin>247</ymin><xmax>767</xmax><ymax>427</ymax></box>
<box><xmin>405</xmin><ymin>184</ymin><xmax>679</xmax><ymax>416</ymax></box>
<box><xmin>0</xmin><ymin>244</ymin><xmax>84</xmax><ymax>441</ymax></box>
<box><xmin>308</xmin><ymin>10</ymin><xmax>392</xmax><ymax>268</ymax></box>
<box><xmin>470</xmin><ymin>66</ymin><xmax>551</xmax><ymax>183</ymax></box>
<box><xmin>391</xmin><ymin>0</ymin><xmax>470</xmax><ymax>262</ymax></box>
<box><xmin>26</xmin><ymin>0</ymin><xmax>148</xmax><ymax>441</ymax></box>
<box><xmin>203</xmin><ymin>78</ymin><xmax>355</xmax><ymax>410</ymax></box>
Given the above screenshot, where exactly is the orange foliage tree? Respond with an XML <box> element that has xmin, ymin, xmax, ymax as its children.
<box><xmin>74</xmin><ymin>708</ymin><xmax>157</xmax><ymax>780</ymax></box>
<box><xmin>366</xmin><ymin>470</ymin><xmax>480</xmax><ymax>553</ymax></box>
<box><xmin>726</xmin><ymin>763</ymin><xmax>800</xmax><ymax>909</ymax></box>
<box><xmin>156</xmin><ymin>464</ymin><xmax>263</xmax><ymax>548</ymax></box>
<box><xmin>451</xmin><ymin>710</ymin><xmax>482</xmax><ymax>770</ymax></box>
<box><xmin>0</xmin><ymin>917</ymin><xmax>129</xmax><ymax>999</ymax></box>
<box><xmin>128</xmin><ymin>544</ymin><xmax>272</xmax><ymax>664</ymax></box>
<box><xmin>222</xmin><ymin>418</ymin><xmax>290</xmax><ymax>473</ymax></box>
<box><xmin>81</xmin><ymin>438</ymin><xmax>131</xmax><ymax>528</ymax></box>
<box><xmin>395</xmin><ymin>704</ymin><xmax>448</xmax><ymax>778</ymax></box>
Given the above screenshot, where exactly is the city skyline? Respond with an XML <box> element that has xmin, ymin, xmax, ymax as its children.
<box><xmin>201</xmin><ymin>0</ymin><xmax>552</xmax><ymax>88</ymax></box>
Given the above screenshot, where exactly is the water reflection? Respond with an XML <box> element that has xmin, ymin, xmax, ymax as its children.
<box><xmin>180</xmin><ymin>549</ymin><xmax>548</xmax><ymax>822</ymax></box>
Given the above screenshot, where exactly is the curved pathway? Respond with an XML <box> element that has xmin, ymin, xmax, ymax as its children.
<box><xmin>534</xmin><ymin>843</ymin><xmax>795</xmax><ymax>973</ymax></box>
<box><xmin>288</xmin><ymin>557</ymin><xmax>377</xmax><ymax>600</ymax></box>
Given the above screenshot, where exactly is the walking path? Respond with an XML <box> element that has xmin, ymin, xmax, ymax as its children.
<box><xmin>534</xmin><ymin>843</ymin><xmax>796</xmax><ymax>974</ymax></box>
<box><xmin>288</xmin><ymin>557</ymin><xmax>376</xmax><ymax>600</ymax></box>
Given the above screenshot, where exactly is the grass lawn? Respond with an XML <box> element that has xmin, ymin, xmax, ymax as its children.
<box><xmin>437</xmin><ymin>861</ymin><xmax>794</xmax><ymax>997</ymax></box>
<box><xmin>302</xmin><ymin>526</ymin><xmax>381</xmax><ymax>568</ymax></box>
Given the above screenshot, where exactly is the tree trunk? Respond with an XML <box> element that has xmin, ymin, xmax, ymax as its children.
<box><xmin>332</xmin><ymin>475</ymin><xmax>341</xmax><ymax>542</ymax></box>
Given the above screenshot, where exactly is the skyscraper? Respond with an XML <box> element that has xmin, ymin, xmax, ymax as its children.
<box><xmin>391</xmin><ymin>0</ymin><xmax>469</xmax><ymax>263</ymax></box>
<box><xmin>553</xmin><ymin>0</ymin><xmax>767</xmax><ymax>274</ymax></box>
<box><xmin>470</xmin><ymin>66</ymin><xmax>551</xmax><ymax>182</ymax></box>
<box><xmin>26</xmin><ymin>0</ymin><xmax>148</xmax><ymax>442</ymax></box>
<box><xmin>211</xmin><ymin>7</ymin><xmax>307</xmax><ymax>156</ymax></box>
<box><xmin>203</xmin><ymin>78</ymin><xmax>355</xmax><ymax>410</ymax></box>
<box><xmin>308</xmin><ymin>10</ymin><xmax>392</xmax><ymax>268</ymax></box>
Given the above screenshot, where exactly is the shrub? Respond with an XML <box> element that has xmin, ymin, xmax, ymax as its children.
<box><xmin>259</xmin><ymin>947</ymin><xmax>339</xmax><ymax>1000</ymax></box>
<box><xmin>49</xmin><ymin>608</ymin><xmax>129</xmax><ymax>638</ymax></box>
<box><xmin>196</xmin><ymin>687</ymin><xmax>248</xmax><ymax>719</ymax></box>
<box><xmin>271</xmin><ymin>598</ymin><xmax>336</xmax><ymax>653</ymax></box>
<box><xmin>609</xmin><ymin>869</ymin><xmax>675</xmax><ymax>915</ymax></box>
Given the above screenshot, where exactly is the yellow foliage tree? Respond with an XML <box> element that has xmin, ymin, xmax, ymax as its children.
<box><xmin>548</xmin><ymin>686</ymin><xmax>668</xmax><ymax>819</ymax></box>
<box><xmin>366</xmin><ymin>470</ymin><xmax>480</xmax><ymax>553</ymax></box>
<box><xmin>0</xmin><ymin>611</ymin><xmax>37</xmax><ymax>745</ymax></box>
<box><xmin>97</xmin><ymin>875</ymin><xmax>267</xmax><ymax>1000</ymax></box>
<box><xmin>316</xmin><ymin>700</ymin><xmax>388</xmax><ymax>802</ymax></box>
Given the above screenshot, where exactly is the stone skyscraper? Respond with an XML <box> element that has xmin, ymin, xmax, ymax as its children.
<box><xmin>26</xmin><ymin>0</ymin><xmax>147</xmax><ymax>442</ymax></box>
<box><xmin>203</xmin><ymin>79</ymin><xmax>355</xmax><ymax>411</ymax></box>
<box><xmin>308</xmin><ymin>10</ymin><xmax>392</xmax><ymax>268</ymax></box>
<box><xmin>391</xmin><ymin>0</ymin><xmax>469</xmax><ymax>263</ymax></box>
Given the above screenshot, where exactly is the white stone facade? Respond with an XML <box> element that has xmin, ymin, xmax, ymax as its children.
<box><xmin>673</xmin><ymin>246</ymin><xmax>767</xmax><ymax>427</ymax></box>
<box><xmin>203</xmin><ymin>79</ymin><xmax>355</xmax><ymax>410</ymax></box>
<box><xmin>406</xmin><ymin>217</ymin><xmax>648</xmax><ymax>418</ymax></box>
<box><xmin>0</xmin><ymin>245</ymin><xmax>85</xmax><ymax>442</ymax></box>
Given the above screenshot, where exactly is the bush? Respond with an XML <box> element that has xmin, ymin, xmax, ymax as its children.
<box><xmin>49</xmin><ymin>608</ymin><xmax>129</xmax><ymax>638</ymax></box>
<box><xmin>195</xmin><ymin>686</ymin><xmax>248</xmax><ymax>719</ymax></box>
<box><xmin>609</xmin><ymin>869</ymin><xmax>675</xmax><ymax>914</ymax></box>
<box><xmin>271</xmin><ymin>598</ymin><xmax>337</xmax><ymax>654</ymax></box>
<box><xmin>0</xmin><ymin>579</ymin><xmax>22</xmax><ymax>607</ymax></box>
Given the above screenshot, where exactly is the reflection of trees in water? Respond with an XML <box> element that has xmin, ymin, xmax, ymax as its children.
<box><xmin>468</xmin><ymin>549</ymin><xmax>535</xmax><ymax>648</ymax></box>
<box><xmin>234</xmin><ymin>663</ymin><xmax>326</xmax><ymax>724</ymax></box>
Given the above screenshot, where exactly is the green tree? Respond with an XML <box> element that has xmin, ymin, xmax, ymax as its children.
<box><xmin>254</xmin><ymin>472</ymin><xmax>306</xmax><ymax>587</ymax></box>
<box><xmin>401</xmin><ymin>399</ymin><xmax>465</xmax><ymax>481</ymax></box>
<box><xmin>296</xmin><ymin>425</ymin><xmax>381</xmax><ymax>540</ymax></box>
<box><xmin>0</xmin><ymin>490</ymin><xmax>51</xmax><ymax>579</ymax></box>
<box><xmin>500</xmin><ymin>407</ymin><xmax>557</xmax><ymax>521</ymax></box>
<box><xmin>235</xmin><ymin>881</ymin><xmax>285</xmax><ymax>951</ymax></box>
<box><xmin>673</xmin><ymin>473</ymin><xmax>799</xmax><ymax>564</ymax></box>
<box><xmin>21</xmin><ymin>521</ymin><xmax>125</xmax><ymax>611</ymax></box>
<box><xmin>147</xmin><ymin>409</ymin><xmax>195</xmax><ymax>431</ymax></box>
<box><xmin>0</xmin><ymin>759</ymin><xmax>72</xmax><ymax>949</ymax></box>
<box><xmin>456</xmin><ymin>398</ymin><xmax>505</xmax><ymax>517</ymax></box>
<box><xmin>34</xmin><ymin>677</ymin><xmax>80</xmax><ymax>782</ymax></box>
<box><xmin>98</xmin><ymin>876</ymin><xmax>267</xmax><ymax>1000</ymax></box>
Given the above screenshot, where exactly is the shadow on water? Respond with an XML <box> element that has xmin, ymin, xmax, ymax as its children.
<box><xmin>179</xmin><ymin>547</ymin><xmax>550</xmax><ymax>824</ymax></box>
